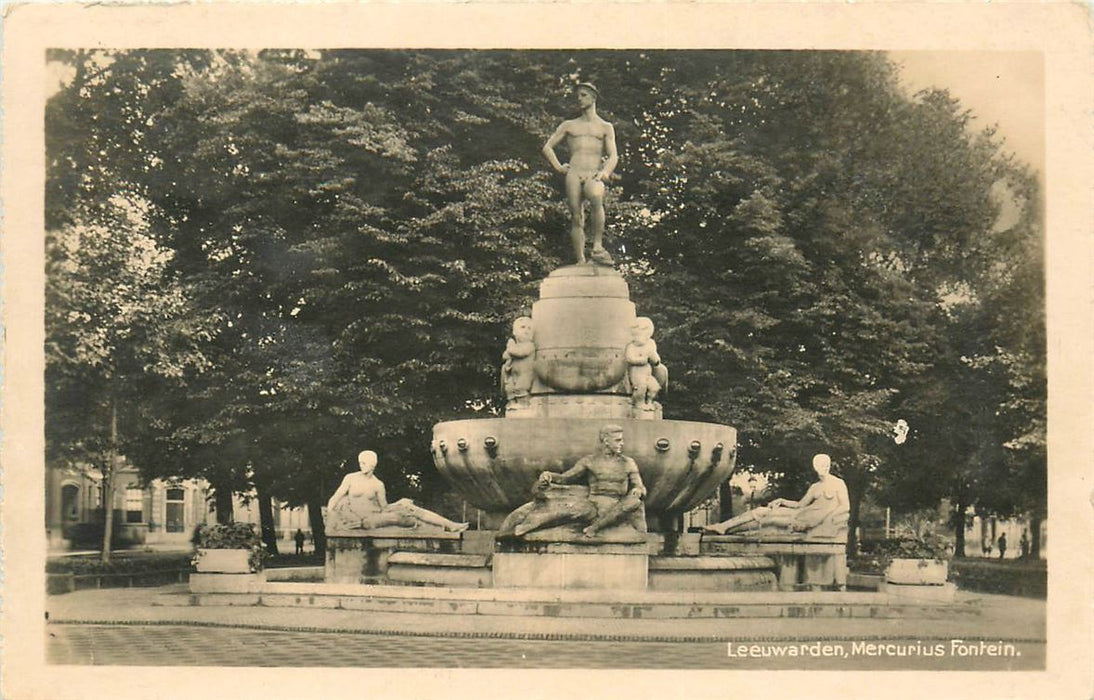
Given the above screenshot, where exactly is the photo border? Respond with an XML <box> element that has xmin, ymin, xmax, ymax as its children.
<box><xmin>3</xmin><ymin>3</ymin><xmax>1091</xmax><ymax>699</ymax></box>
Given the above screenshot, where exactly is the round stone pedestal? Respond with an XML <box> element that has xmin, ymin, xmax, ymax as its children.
<box><xmin>531</xmin><ymin>265</ymin><xmax>635</xmax><ymax>394</ymax></box>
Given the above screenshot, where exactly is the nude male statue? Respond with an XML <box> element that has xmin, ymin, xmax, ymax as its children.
<box><xmin>542</xmin><ymin>82</ymin><xmax>619</xmax><ymax>266</ymax></box>
<box><xmin>498</xmin><ymin>424</ymin><xmax>647</xmax><ymax>539</ymax></box>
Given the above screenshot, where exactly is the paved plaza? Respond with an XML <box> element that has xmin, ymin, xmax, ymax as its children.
<box><xmin>47</xmin><ymin>623</ymin><xmax>1043</xmax><ymax>670</ymax></box>
<box><xmin>45</xmin><ymin>584</ymin><xmax>1045</xmax><ymax>671</ymax></box>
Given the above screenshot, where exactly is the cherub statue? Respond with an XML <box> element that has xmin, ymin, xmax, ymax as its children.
<box><xmin>625</xmin><ymin>317</ymin><xmax>667</xmax><ymax>411</ymax></box>
<box><xmin>501</xmin><ymin>316</ymin><xmax>536</xmax><ymax>400</ymax></box>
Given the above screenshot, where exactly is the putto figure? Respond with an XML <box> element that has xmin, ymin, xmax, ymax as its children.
<box><xmin>325</xmin><ymin>450</ymin><xmax>469</xmax><ymax>533</ymax></box>
<box><xmin>498</xmin><ymin>424</ymin><xmax>647</xmax><ymax>540</ymax></box>
<box><xmin>542</xmin><ymin>82</ymin><xmax>619</xmax><ymax>266</ymax></box>
<box><xmin>704</xmin><ymin>453</ymin><xmax>849</xmax><ymax>540</ymax></box>
<box><xmin>625</xmin><ymin>316</ymin><xmax>668</xmax><ymax>411</ymax></box>
<box><xmin>501</xmin><ymin>316</ymin><xmax>536</xmax><ymax>400</ymax></box>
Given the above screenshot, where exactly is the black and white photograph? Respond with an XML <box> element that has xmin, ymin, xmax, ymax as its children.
<box><xmin>2</xmin><ymin>4</ymin><xmax>1091</xmax><ymax>700</ymax></box>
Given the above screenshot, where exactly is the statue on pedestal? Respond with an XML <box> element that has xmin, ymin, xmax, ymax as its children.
<box><xmin>704</xmin><ymin>454</ymin><xmax>849</xmax><ymax>540</ymax></box>
<box><xmin>626</xmin><ymin>316</ymin><xmax>668</xmax><ymax>412</ymax></box>
<box><xmin>325</xmin><ymin>450</ymin><xmax>469</xmax><ymax>533</ymax></box>
<box><xmin>501</xmin><ymin>316</ymin><xmax>536</xmax><ymax>400</ymax></box>
<box><xmin>497</xmin><ymin>424</ymin><xmax>647</xmax><ymax>541</ymax></box>
<box><xmin>542</xmin><ymin>82</ymin><xmax>619</xmax><ymax>267</ymax></box>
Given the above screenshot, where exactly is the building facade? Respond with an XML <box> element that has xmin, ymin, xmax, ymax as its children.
<box><xmin>46</xmin><ymin>463</ymin><xmax>311</xmax><ymax>552</ymax></box>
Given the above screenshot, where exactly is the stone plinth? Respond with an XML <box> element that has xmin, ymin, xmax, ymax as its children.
<box><xmin>325</xmin><ymin>530</ymin><xmax>464</xmax><ymax>584</ymax></box>
<box><xmin>701</xmin><ymin>536</ymin><xmax>848</xmax><ymax>591</ymax></box>
<box><xmin>493</xmin><ymin>541</ymin><xmax>648</xmax><ymax>590</ymax></box>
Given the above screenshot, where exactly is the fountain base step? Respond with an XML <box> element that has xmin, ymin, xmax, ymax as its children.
<box><xmin>180</xmin><ymin>581</ymin><xmax>980</xmax><ymax>620</ymax></box>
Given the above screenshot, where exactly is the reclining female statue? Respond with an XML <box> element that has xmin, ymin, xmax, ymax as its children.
<box><xmin>325</xmin><ymin>450</ymin><xmax>469</xmax><ymax>532</ymax></box>
<box><xmin>704</xmin><ymin>453</ymin><xmax>849</xmax><ymax>540</ymax></box>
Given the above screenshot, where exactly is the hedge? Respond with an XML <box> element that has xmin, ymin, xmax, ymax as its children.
<box><xmin>46</xmin><ymin>552</ymin><xmax>193</xmax><ymax>575</ymax></box>
<box><xmin>949</xmin><ymin>558</ymin><xmax>1047</xmax><ymax>599</ymax></box>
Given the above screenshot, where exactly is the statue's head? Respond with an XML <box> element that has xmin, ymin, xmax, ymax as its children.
<box><xmin>599</xmin><ymin>424</ymin><xmax>625</xmax><ymax>454</ymax></box>
<box><xmin>631</xmin><ymin>316</ymin><xmax>654</xmax><ymax>342</ymax></box>
<box><xmin>512</xmin><ymin>316</ymin><xmax>533</xmax><ymax>343</ymax></box>
<box><xmin>358</xmin><ymin>450</ymin><xmax>378</xmax><ymax>474</ymax></box>
<box><xmin>812</xmin><ymin>453</ymin><xmax>831</xmax><ymax>475</ymax></box>
<box><xmin>575</xmin><ymin>82</ymin><xmax>599</xmax><ymax>106</ymax></box>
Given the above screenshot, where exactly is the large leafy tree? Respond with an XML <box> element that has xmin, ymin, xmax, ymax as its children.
<box><xmin>46</xmin><ymin>49</ymin><xmax>1044</xmax><ymax>554</ymax></box>
<box><xmin>45</xmin><ymin>196</ymin><xmax>215</xmax><ymax>561</ymax></box>
<box><xmin>589</xmin><ymin>52</ymin><xmax>1040</xmax><ymax>550</ymax></box>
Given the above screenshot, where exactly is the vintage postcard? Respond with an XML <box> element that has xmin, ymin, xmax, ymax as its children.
<box><xmin>2</xmin><ymin>3</ymin><xmax>1092</xmax><ymax>700</ymax></box>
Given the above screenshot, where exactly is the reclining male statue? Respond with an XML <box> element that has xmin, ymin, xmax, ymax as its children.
<box><xmin>497</xmin><ymin>424</ymin><xmax>647</xmax><ymax>542</ymax></box>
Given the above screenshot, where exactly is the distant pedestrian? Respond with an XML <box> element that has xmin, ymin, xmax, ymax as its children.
<box><xmin>1019</xmin><ymin>531</ymin><xmax>1029</xmax><ymax>559</ymax></box>
<box><xmin>997</xmin><ymin>532</ymin><xmax>1007</xmax><ymax>559</ymax></box>
<box><xmin>294</xmin><ymin>528</ymin><xmax>306</xmax><ymax>555</ymax></box>
<box><xmin>981</xmin><ymin>535</ymin><xmax>992</xmax><ymax>557</ymax></box>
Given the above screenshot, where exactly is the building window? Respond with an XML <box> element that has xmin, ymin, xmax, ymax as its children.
<box><xmin>61</xmin><ymin>484</ymin><xmax>80</xmax><ymax>521</ymax></box>
<box><xmin>124</xmin><ymin>488</ymin><xmax>144</xmax><ymax>523</ymax></box>
<box><xmin>166</xmin><ymin>488</ymin><xmax>185</xmax><ymax>533</ymax></box>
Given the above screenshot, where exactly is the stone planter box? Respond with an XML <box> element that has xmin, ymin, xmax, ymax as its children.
<box><xmin>195</xmin><ymin>548</ymin><xmax>253</xmax><ymax>574</ymax></box>
<box><xmin>191</xmin><ymin>549</ymin><xmax>264</xmax><ymax>593</ymax></box>
<box><xmin>885</xmin><ymin>558</ymin><xmax>948</xmax><ymax>585</ymax></box>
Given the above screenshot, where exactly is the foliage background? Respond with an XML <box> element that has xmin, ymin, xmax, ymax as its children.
<box><xmin>44</xmin><ymin>49</ymin><xmax>1044</xmax><ymax>556</ymax></box>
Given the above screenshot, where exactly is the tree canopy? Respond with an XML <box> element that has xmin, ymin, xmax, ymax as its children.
<box><xmin>45</xmin><ymin>49</ymin><xmax>1044</xmax><ymax>552</ymax></box>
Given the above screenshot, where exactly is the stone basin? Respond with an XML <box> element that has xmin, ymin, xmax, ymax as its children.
<box><xmin>431</xmin><ymin>417</ymin><xmax>737</xmax><ymax>528</ymax></box>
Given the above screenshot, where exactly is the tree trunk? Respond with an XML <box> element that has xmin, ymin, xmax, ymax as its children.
<box><xmin>99</xmin><ymin>462</ymin><xmax>115</xmax><ymax>563</ymax></box>
<box><xmin>846</xmin><ymin>482</ymin><xmax>864</xmax><ymax>557</ymax></box>
<box><xmin>1029</xmin><ymin>512</ymin><xmax>1043</xmax><ymax>559</ymax></box>
<box><xmin>307</xmin><ymin>489</ymin><xmax>327</xmax><ymax>557</ymax></box>
<box><xmin>214</xmin><ymin>483</ymin><xmax>234</xmax><ymax>524</ymax></box>
<box><xmin>952</xmin><ymin>501</ymin><xmax>967</xmax><ymax>558</ymax></box>
<box><xmin>100</xmin><ymin>399</ymin><xmax>119</xmax><ymax>564</ymax></box>
<box><xmin>718</xmin><ymin>481</ymin><xmax>733</xmax><ymax>522</ymax></box>
<box><xmin>255</xmin><ymin>485</ymin><xmax>279</xmax><ymax>555</ymax></box>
